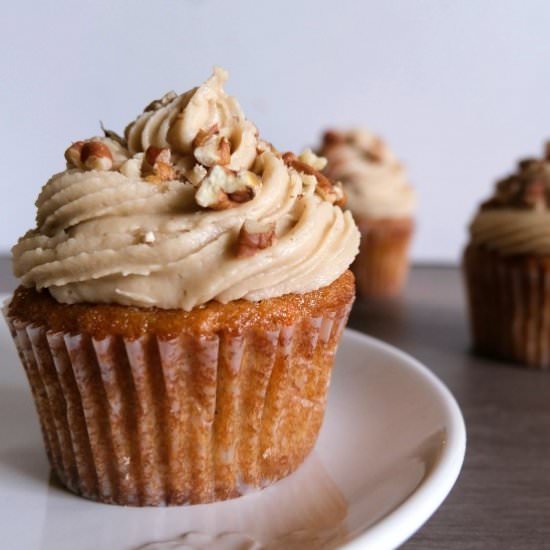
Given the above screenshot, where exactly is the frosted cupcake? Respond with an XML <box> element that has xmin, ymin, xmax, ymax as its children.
<box><xmin>4</xmin><ymin>68</ymin><xmax>360</xmax><ymax>505</ymax></box>
<box><xmin>319</xmin><ymin>129</ymin><xmax>416</xmax><ymax>297</ymax></box>
<box><xmin>464</xmin><ymin>144</ymin><xmax>550</xmax><ymax>368</ymax></box>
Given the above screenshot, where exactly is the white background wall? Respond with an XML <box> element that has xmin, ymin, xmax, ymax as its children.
<box><xmin>2</xmin><ymin>0</ymin><xmax>550</xmax><ymax>263</ymax></box>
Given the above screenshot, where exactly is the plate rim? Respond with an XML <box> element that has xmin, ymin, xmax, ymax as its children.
<box><xmin>339</xmin><ymin>329</ymin><xmax>466</xmax><ymax>550</ymax></box>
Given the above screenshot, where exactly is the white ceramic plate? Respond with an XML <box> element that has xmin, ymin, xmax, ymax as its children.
<box><xmin>0</xmin><ymin>305</ymin><xmax>465</xmax><ymax>550</ymax></box>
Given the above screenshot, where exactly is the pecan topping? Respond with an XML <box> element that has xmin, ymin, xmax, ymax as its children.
<box><xmin>227</xmin><ymin>187</ymin><xmax>255</xmax><ymax>203</ymax></box>
<box><xmin>145</xmin><ymin>146</ymin><xmax>171</xmax><ymax>166</ymax></box>
<box><xmin>283</xmin><ymin>152</ymin><xmax>346</xmax><ymax>207</ymax></box>
<box><xmin>218</xmin><ymin>137</ymin><xmax>231</xmax><ymax>165</ymax></box>
<box><xmin>186</xmin><ymin>163</ymin><xmax>208</xmax><ymax>186</ymax></box>
<box><xmin>316</xmin><ymin>180</ymin><xmax>346</xmax><ymax>207</ymax></box>
<box><xmin>482</xmin><ymin>152</ymin><xmax>550</xmax><ymax>211</ymax></box>
<box><xmin>64</xmin><ymin>141</ymin><xmax>85</xmax><ymax>168</ymax></box>
<box><xmin>80</xmin><ymin>141</ymin><xmax>113</xmax><ymax>171</ymax></box>
<box><xmin>143</xmin><ymin>146</ymin><xmax>176</xmax><ymax>183</ymax></box>
<box><xmin>194</xmin><ymin>133</ymin><xmax>232</xmax><ymax>167</ymax></box>
<box><xmin>193</xmin><ymin>124</ymin><xmax>220</xmax><ymax>148</ymax></box>
<box><xmin>195</xmin><ymin>166</ymin><xmax>260</xmax><ymax>210</ymax></box>
<box><xmin>236</xmin><ymin>220</ymin><xmax>276</xmax><ymax>258</ymax></box>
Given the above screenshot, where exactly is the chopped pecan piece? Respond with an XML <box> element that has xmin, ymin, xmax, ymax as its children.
<box><xmin>194</xmin><ymin>134</ymin><xmax>232</xmax><ymax>167</ymax></box>
<box><xmin>227</xmin><ymin>186</ymin><xmax>255</xmax><ymax>203</ymax></box>
<box><xmin>218</xmin><ymin>137</ymin><xmax>231</xmax><ymax>165</ymax></box>
<box><xmin>64</xmin><ymin>141</ymin><xmax>85</xmax><ymax>168</ymax></box>
<box><xmin>186</xmin><ymin>163</ymin><xmax>208</xmax><ymax>186</ymax></box>
<box><xmin>283</xmin><ymin>152</ymin><xmax>346</xmax><ymax>207</ymax></box>
<box><xmin>80</xmin><ymin>141</ymin><xmax>113</xmax><ymax>171</ymax></box>
<box><xmin>236</xmin><ymin>220</ymin><xmax>276</xmax><ymax>258</ymax></box>
<box><xmin>193</xmin><ymin>124</ymin><xmax>220</xmax><ymax>148</ymax></box>
<box><xmin>317</xmin><ymin>180</ymin><xmax>346</xmax><ymax>207</ymax></box>
<box><xmin>145</xmin><ymin>146</ymin><xmax>171</xmax><ymax>166</ymax></box>
<box><xmin>195</xmin><ymin>166</ymin><xmax>260</xmax><ymax>210</ymax></box>
<box><xmin>143</xmin><ymin>146</ymin><xmax>176</xmax><ymax>183</ymax></box>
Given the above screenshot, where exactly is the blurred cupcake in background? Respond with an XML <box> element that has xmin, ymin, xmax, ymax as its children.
<box><xmin>319</xmin><ymin>129</ymin><xmax>416</xmax><ymax>298</ymax></box>
<box><xmin>464</xmin><ymin>143</ymin><xmax>550</xmax><ymax>368</ymax></box>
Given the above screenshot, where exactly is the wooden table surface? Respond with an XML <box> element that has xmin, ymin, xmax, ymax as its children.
<box><xmin>2</xmin><ymin>257</ymin><xmax>550</xmax><ymax>549</ymax></box>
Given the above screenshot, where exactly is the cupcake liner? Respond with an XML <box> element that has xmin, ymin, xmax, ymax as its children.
<box><xmin>3</xmin><ymin>302</ymin><xmax>351</xmax><ymax>506</ymax></box>
<box><xmin>464</xmin><ymin>243</ymin><xmax>550</xmax><ymax>368</ymax></box>
<box><xmin>353</xmin><ymin>218</ymin><xmax>413</xmax><ymax>298</ymax></box>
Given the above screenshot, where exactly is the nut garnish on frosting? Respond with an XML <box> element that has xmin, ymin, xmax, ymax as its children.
<box><xmin>283</xmin><ymin>152</ymin><xmax>345</xmax><ymax>207</ymax></box>
<box><xmin>469</xmin><ymin>142</ymin><xmax>550</xmax><ymax>256</ymax></box>
<box><xmin>12</xmin><ymin>67</ymin><xmax>360</xmax><ymax>310</ymax></box>
<box><xmin>236</xmin><ymin>220</ymin><xmax>277</xmax><ymax>258</ymax></box>
<box><xmin>480</xmin><ymin>148</ymin><xmax>550</xmax><ymax>212</ymax></box>
<box><xmin>142</xmin><ymin>146</ymin><xmax>177</xmax><ymax>184</ymax></box>
<box><xmin>319</xmin><ymin>128</ymin><xmax>416</xmax><ymax>220</ymax></box>
<box><xmin>195</xmin><ymin>166</ymin><xmax>261</xmax><ymax>210</ymax></box>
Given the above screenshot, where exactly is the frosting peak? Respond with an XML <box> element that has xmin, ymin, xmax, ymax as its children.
<box><xmin>12</xmin><ymin>68</ymin><xmax>360</xmax><ymax>310</ymax></box>
<box><xmin>125</xmin><ymin>67</ymin><xmax>258</xmax><ymax>173</ymax></box>
<box><xmin>319</xmin><ymin>128</ymin><xmax>416</xmax><ymax>220</ymax></box>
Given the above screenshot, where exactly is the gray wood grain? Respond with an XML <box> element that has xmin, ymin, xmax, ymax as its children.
<box><xmin>2</xmin><ymin>257</ymin><xmax>549</xmax><ymax>548</ymax></box>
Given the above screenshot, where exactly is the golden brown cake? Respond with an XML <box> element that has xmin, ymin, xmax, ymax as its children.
<box><xmin>4</xmin><ymin>68</ymin><xmax>360</xmax><ymax>505</ymax></box>
<box><xmin>319</xmin><ymin>129</ymin><xmax>416</xmax><ymax>298</ymax></box>
<box><xmin>464</xmin><ymin>146</ymin><xmax>550</xmax><ymax>368</ymax></box>
<box><xmin>6</xmin><ymin>272</ymin><xmax>353</xmax><ymax>504</ymax></box>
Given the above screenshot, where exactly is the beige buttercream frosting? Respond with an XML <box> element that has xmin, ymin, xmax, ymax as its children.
<box><xmin>319</xmin><ymin>128</ymin><xmax>416</xmax><ymax>219</ymax></box>
<box><xmin>469</xmin><ymin>145</ymin><xmax>550</xmax><ymax>256</ymax></box>
<box><xmin>470</xmin><ymin>210</ymin><xmax>550</xmax><ymax>255</ymax></box>
<box><xmin>12</xmin><ymin>68</ymin><xmax>360</xmax><ymax>310</ymax></box>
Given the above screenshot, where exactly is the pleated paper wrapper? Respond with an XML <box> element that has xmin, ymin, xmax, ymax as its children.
<box><xmin>353</xmin><ymin>218</ymin><xmax>414</xmax><ymax>298</ymax></box>
<box><xmin>464</xmin><ymin>243</ymin><xmax>550</xmax><ymax>368</ymax></box>
<box><xmin>4</xmin><ymin>303</ymin><xmax>351</xmax><ymax>506</ymax></box>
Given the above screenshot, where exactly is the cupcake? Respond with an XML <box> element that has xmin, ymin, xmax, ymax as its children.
<box><xmin>318</xmin><ymin>129</ymin><xmax>416</xmax><ymax>297</ymax></box>
<box><xmin>4</xmin><ymin>68</ymin><xmax>360</xmax><ymax>505</ymax></box>
<box><xmin>464</xmin><ymin>144</ymin><xmax>550</xmax><ymax>368</ymax></box>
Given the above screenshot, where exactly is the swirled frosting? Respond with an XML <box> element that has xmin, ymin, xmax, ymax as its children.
<box><xmin>12</xmin><ymin>68</ymin><xmax>360</xmax><ymax>310</ymax></box>
<box><xmin>470</xmin><ymin>210</ymin><xmax>550</xmax><ymax>255</ymax></box>
<box><xmin>319</xmin><ymin>128</ymin><xmax>416</xmax><ymax>219</ymax></box>
<box><xmin>125</xmin><ymin>68</ymin><xmax>257</xmax><ymax>173</ymax></box>
<box><xmin>469</xmin><ymin>145</ymin><xmax>550</xmax><ymax>256</ymax></box>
